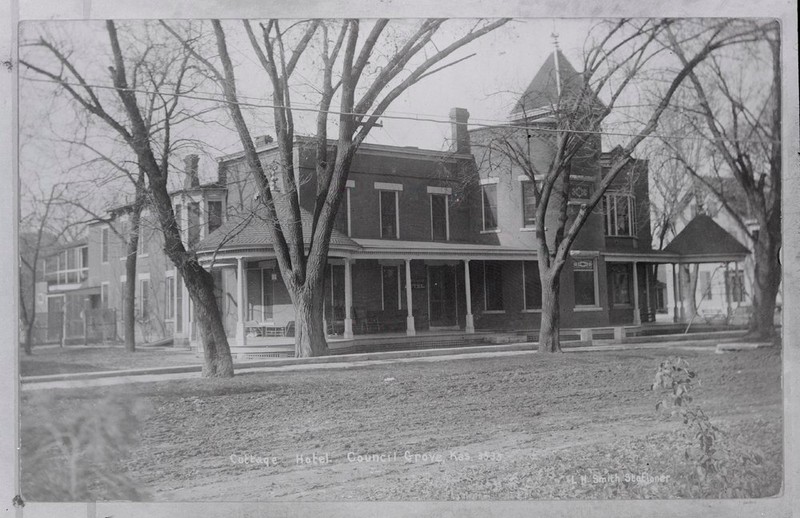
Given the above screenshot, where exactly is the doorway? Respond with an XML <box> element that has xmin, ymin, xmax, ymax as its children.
<box><xmin>428</xmin><ymin>264</ymin><xmax>457</xmax><ymax>327</ymax></box>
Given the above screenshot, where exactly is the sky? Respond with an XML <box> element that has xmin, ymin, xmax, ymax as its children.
<box><xmin>16</xmin><ymin>17</ymin><xmax>775</xmax><ymax>223</ymax></box>
<box><xmin>17</xmin><ymin>18</ymin><xmax>597</xmax><ymax>194</ymax></box>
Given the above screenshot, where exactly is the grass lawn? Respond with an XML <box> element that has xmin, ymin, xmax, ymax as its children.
<box><xmin>19</xmin><ymin>346</ymin><xmax>207</xmax><ymax>377</ymax></box>
<box><xmin>20</xmin><ymin>346</ymin><xmax>782</xmax><ymax>501</ymax></box>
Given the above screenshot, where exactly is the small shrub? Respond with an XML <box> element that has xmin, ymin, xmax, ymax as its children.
<box><xmin>22</xmin><ymin>392</ymin><xmax>149</xmax><ymax>501</ymax></box>
<box><xmin>651</xmin><ymin>356</ymin><xmax>773</xmax><ymax>498</ymax></box>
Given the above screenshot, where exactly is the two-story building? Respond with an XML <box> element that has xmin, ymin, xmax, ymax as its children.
<box><xmin>33</xmin><ymin>50</ymin><xmax>751</xmax><ymax>351</ymax></box>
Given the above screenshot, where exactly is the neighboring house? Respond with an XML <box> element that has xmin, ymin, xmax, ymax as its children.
<box><xmin>34</xmin><ymin>239</ymin><xmax>99</xmax><ymax>344</ymax></box>
<box><xmin>657</xmin><ymin>177</ymin><xmax>777</xmax><ymax>324</ymax></box>
<box><xmin>31</xmin><ymin>51</ymin><xmax>750</xmax><ymax>349</ymax></box>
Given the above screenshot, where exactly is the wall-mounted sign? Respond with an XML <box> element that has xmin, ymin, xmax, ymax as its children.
<box><xmin>411</xmin><ymin>282</ymin><xmax>426</xmax><ymax>290</ymax></box>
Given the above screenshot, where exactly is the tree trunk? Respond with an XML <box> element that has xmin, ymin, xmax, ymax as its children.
<box><xmin>294</xmin><ymin>287</ymin><xmax>328</xmax><ymax>358</ymax></box>
<box><xmin>749</xmin><ymin>233</ymin><xmax>781</xmax><ymax>340</ymax></box>
<box><xmin>183</xmin><ymin>262</ymin><xmax>234</xmax><ymax>377</ymax></box>
<box><xmin>538</xmin><ymin>271</ymin><xmax>562</xmax><ymax>353</ymax></box>
<box><xmin>123</xmin><ymin>217</ymin><xmax>140</xmax><ymax>352</ymax></box>
<box><xmin>23</xmin><ymin>320</ymin><xmax>34</xmax><ymax>356</ymax></box>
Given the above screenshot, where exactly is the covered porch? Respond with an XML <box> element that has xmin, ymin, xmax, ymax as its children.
<box><xmin>196</xmin><ymin>238</ymin><xmax>536</xmax><ymax>353</ymax></box>
<box><xmin>604</xmin><ymin>215</ymin><xmax>750</xmax><ymax>327</ymax></box>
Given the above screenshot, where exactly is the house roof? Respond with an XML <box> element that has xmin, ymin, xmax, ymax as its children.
<box><xmin>664</xmin><ymin>214</ymin><xmax>750</xmax><ymax>258</ymax></box>
<box><xmin>510</xmin><ymin>51</ymin><xmax>603</xmax><ymax>118</ymax></box>
<box><xmin>196</xmin><ymin>207</ymin><xmax>358</xmax><ymax>253</ymax></box>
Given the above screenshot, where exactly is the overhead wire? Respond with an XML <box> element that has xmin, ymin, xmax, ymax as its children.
<box><xmin>22</xmin><ymin>76</ymin><xmax>779</xmax><ymax>146</ymax></box>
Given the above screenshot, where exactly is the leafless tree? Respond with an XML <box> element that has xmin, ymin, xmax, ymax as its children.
<box><xmin>664</xmin><ymin>20</ymin><xmax>781</xmax><ymax>339</ymax></box>
<box><xmin>21</xmin><ymin>20</ymin><xmax>235</xmax><ymax>376</ymax></box>
<box><xmin>18</xmin><ymin>179</ymin><xmax>85</xmax><ymax>354</ymax></box>
<box><xmin>165</xmin><ymin>18</ymin><xmax>511</xmax><ymax>357</ymax></box>
<box><xmin>471</xmin><ymin>19</ymin><xmax>763</xmax><ymax>352</ymax></box>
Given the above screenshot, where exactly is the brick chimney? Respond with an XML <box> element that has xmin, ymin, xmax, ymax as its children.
<box><xmin>183</xmin><ymin>154</ymin><xmax>200</xmax><ymax>189</ymax></box>
<box><xmin>449</xmin><ymin>107</ymin><xmax>470</xmax><ymax>154</ymax></box>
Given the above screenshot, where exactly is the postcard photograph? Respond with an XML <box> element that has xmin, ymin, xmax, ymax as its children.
<box><xmin>12</xmin><ymin>10</ymin><xmax>791</xmax><ymax>510</ymax></box>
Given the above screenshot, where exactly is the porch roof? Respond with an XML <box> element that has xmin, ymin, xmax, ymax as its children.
<box><xmin>663</xmin><ymin>214</ymin><xmax>750</xmax><ymax>263</ymax></box>
<box><xmin>195</xmin><ymin>208</ymin><xmax>360</xmax><ymax>255</ymax></box>
<box><xmin>351</xmin><ymin>239</ymin><xmax>534</xmax><ymax>261</ymax></box>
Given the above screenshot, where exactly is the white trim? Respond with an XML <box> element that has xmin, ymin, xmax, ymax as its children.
<box><xmin>119</xmin><ymin>274</ymin><xmax>127</xmax><ymax>283</ymax></box>
<box><xmin>570</xmin><ymin>175</ymin><xmax>596</xmax><ymax>182</ymax></box>
<box><xmin>480</xmin><ymin>229</ymin><xmax>501</xmax><ymax>234</ymax></box>
<box><xmin>345</xmin><ymin>179</ymin><xmax>355</xmax><ymax>188</ymax></box>
<box><xmin>101</xmin><ymin>226</ymin><xmax>110</xmax><ymax>264</ymax></box>
<box><xmin>517</xmin><ymin>174</ymin><xmax>544</xmax><ymax>182</ymax></box>
<box><xmin>479</xmin><ymin>177</ymin><xmax>499</xmax><ymax>185</ymax></box>
<box><xmin>165</xmin><ymin>270</ymin><xmax>176</xmax><ymax>278</ymax></box>
<box><xmin>482</xmin><ymin>310</ymin><xmax>506</xmax><ymax>314</ymax></box>
<box><xmin>519</xmin><ymin>227</ymin><xmax>537</xmax><ymax>232</ymax></box>
<box><xmin>426</xmin><ymin>186</ymin><xmax>452</xmax><ymax>195</ymax></box>
<box><xmin>573</xmin><ymin>306</ymin><xmax>604</xmax><ymax>312</ymax></box>
<box><xmin>137</xmin><ymin>272</ymin><xmax>151</xmax><ymax>280</ymax></box>
<box><xmin>346</xmin><ymin>187</ymin><xmax>352</xmax><ymax>237</ymax></box>
<box><xmin>521</xmin><ymin>309</ymin><xmax>542</xmax><ymax>313</ymax></box>
<box><xmin>374</xmin><ymin>181</ymin><xmax>403</xmax><ymax>191</ymax></box>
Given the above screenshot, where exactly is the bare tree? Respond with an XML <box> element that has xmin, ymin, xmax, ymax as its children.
<box><xmin>471</xmin><ymin>19</ymin><xmax>763</xmax><ymax>352</ymax></box>
<box><xmin>18</xmin><ymin>179</ymin><xmax>84</xmax><ymax>354</ymax></box>
<box><xmin>165</xmin><ymin>18</ymin><xmax>511</xmax><ymax>357</ymax></box>
<box><xmin>664</xmin><ymin>21</ymin><xmax>781</xmax><ymax>339</ymax></box>
<box><xmin>21</xmin><ymin>20</ymin><xmax>235</xmax><ymax>376</ymax></box>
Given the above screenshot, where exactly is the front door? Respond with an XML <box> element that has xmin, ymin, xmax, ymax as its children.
<box><xmin>47</xmin><ymin>295</ymin><xmax>64</xmax><ymax>342</ymax></box>
<box><xmin>428</xmin><ymin>265</ymin><xmax>457</xmax><ymax>327</ymax></box>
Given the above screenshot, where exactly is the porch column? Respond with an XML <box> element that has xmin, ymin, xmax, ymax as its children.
<box><xmin>343</xmin><ymin>258</ymin><xmax>353</xmax><ymax>339</ymax></box>
<box><xmin>464</xmin><ymin>259</ymin><xmax>475</xmax><ymax>333</ymax></box>
<box><xmin>677</xmin><ymin>264</ymin><xmax>685</xmax><ymax>322</ymax></box>
<box><xmin>724</xmin><ymin>261</ymin><xmax>732</xmax><ymax>320</ymax></box>
<box><xmin>235</xmin><ymin>257</ymin><xmax>247</xmax><ymax>347</ymax></box>
<box><xmin>645</xmin><ymin>263</ymin><xmax>652</xmax><ymax>321</ymax></box>
<box><xmin>671</xmin><ymin>263</ymin><xmax>678</xmax><ymax>323</ymax></box>
<box><xmin>632</xmin><ymin>261</ymin><xmax>641</xmax><ymax>325</ymax></box>
<box><xmin>405</xmin><ymin>259</ymin><xmax>415</xmax><ymax>336</ymax></box>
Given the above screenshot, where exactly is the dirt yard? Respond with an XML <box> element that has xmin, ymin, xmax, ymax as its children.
<box><xmin>20</xmin><ymin>346</ymin><xmax>782</xmax><ymax>501</ymax></box>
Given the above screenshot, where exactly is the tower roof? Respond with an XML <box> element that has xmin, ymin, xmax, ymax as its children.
<box><xmin>510</xmin><ymin>50</ymin><xmax>603</xmax><ymax>119</ymax></box>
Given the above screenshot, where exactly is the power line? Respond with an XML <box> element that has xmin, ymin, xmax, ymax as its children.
<box><xmin>22</xmin><ymin>76</ymin><xmax>779</xmax><ymax>146</ymax></box>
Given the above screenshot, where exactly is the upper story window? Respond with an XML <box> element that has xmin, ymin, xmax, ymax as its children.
<box><xmin>521</xmin><ymin>179</ymin><xmax>538</xmax><ymax>228</ymax></box>
<box><xmin>188</xmin><ymin>202</ymin><xmax>201</xmax><ymax>249</ymax></box>
<box><xmin>137</xmin><ymin>222</ymin><xmax>148</xmax><ymax>257</ymax></box>
<box><xmin>334</xmin><ymin>180</ymin><xmax>355</xmax><ymax>237</ymax></box>
<box><xmin>604</xmin><ymin>193</ymin><xmax>636</xmax><ymax>237</ymax></box>
<box><xmin>174</xmin><ymin>204</ymin><xmax>182</xmax><ymax>238</ymax></box>
<box><xmin>45</xmin><ymin>245</ymin><xmax>89</xmax><ymax>285</ymax></box>
<box><xmin>207</xmin><ymin>200</ymin><xmax>223</xmax><ymax>234</ymax></box>
<box><xmin>101</xmin><ymin>227</ymin><xmax>109</xmax><ymax>263</ymax></box>
<box><xmin>428</xmin><ymin>186</ymin><xmax>451</xmax><ymax>241</ymax></box>
<box><xmin>480</xmin><ymin>178</ymin><xmax>499</xmax><ymax>232</ymax></box>
<box><xmin>375</xmin><ymin>182</ymin><xmax>402</xmax><ymax>239</ymax></box>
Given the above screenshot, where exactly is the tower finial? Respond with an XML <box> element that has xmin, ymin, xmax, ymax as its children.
<box><xmin>551</xmin><ymin>30</ymin><xmax>562</xmax><ymax>97</ymax></box>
